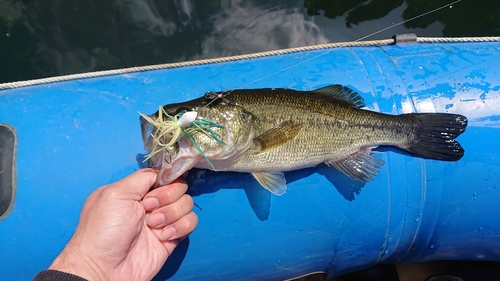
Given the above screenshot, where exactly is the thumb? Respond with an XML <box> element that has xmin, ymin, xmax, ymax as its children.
<box><xmin>113</xmin><ymin>168</ymin><xmax>158</xmax><ymax>200</ymax></box>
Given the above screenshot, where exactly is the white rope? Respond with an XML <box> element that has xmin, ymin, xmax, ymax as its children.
<box><xmin>417</xmin><ymin>36</ymin><xmax>500</xmax><ymax>43</ymax></box>
<box><xmin>1</xmin><ymin>36</ymin><xmax>500</xmax><ymax>90</ymax></box>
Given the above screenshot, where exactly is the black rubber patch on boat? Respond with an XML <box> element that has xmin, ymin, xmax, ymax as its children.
<box><xmin>0</xmin><ymin>124</ymin><xmax>16</xmax><ymax>221</ymax></box>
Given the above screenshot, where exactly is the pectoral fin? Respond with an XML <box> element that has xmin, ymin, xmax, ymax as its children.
<box><xmin>326</xmin><ymin>148</ymin><xmax>384</xmax><ymax>182</ymax></box>
<box><xmin>251</xmin><ymin>171</ymin><xmax>287</xmax><ymax>196</ymax></box>
<box><xmin>253</xmin><ymin>120</ymin><xmax>301</xmax><ymax>153</ymax></box>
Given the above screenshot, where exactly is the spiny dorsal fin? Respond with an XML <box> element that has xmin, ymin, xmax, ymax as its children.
<box><xmin>314</xmin><ymin>84</ymin><xmax>366</xmax><ymax>108</ymax></box>
<box><xmin>253</xmin><ymin>120</ymin><xmax>301</xmax><ymax>154</ymax></box>
<box><xmin>251</xmin><ymin>171</ymin><xmax>287</xmax><ymax>196</ymax></box>
<box><xmin>325</xmin><ymin>148</ymin><xmax>384</xmax><ymax>182</ymax></box>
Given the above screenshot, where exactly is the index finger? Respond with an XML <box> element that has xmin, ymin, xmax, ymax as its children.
<box><xmin>142</xmin><ymin>177</ymin><xmax>188</xmax><ymax>211</ymax></box>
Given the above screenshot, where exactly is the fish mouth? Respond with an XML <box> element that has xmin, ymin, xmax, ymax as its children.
<box><xmin>153</xmin><ymin>158</ymin><xmax>173</xmax><ymax>188</ymax></box>
<box><xmin>140</xmin><ymin>114</ymin><xmax>167</xmax><ymax>171</ymax></box>
<box><xmin>140</xmin><ymin>113</ymin><xmax>191</xmax><ymax>187</ymax></box>
<box><xmin>141</xmin><ymin>114</ymin><xmax>200</xmax><ymax>187</ymax></box>
<box><xmin>154</xmin><ymin>148</ymin><xmax>199</xmax><ymax>187</ymax></box>
<box><xmin>140</xmin><ymin>113</ymin><xmax>176</xmax><ymax>168</ymax></box>
<box><xmin>140</xmin><ymin>115</ymin><xmax>154</xmax><ymax>152</ymax></box>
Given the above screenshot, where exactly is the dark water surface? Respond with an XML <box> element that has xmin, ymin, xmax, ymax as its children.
<box><xmin>0</xmin><ymin>0</ymin><xmax>499</xmax><ymax>84</ymax></box>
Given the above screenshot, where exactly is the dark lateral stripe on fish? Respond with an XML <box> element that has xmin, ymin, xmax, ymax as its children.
<box><xmin>405</xmin><ymin>113</ymin><xmax>467</xmax><ymax>161</ymax></box>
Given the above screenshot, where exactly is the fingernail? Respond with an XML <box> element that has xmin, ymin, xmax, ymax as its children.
<box><xmin>160</xmin><ymin>227</ymin><xmax>177</xmax><ymax>241</ymax></box>
<box><xmin>143</xmin><ymin>197</ymin><xmax>160</xmax><ymax>211</ymax></box>
<box><xmin>147</xmin><ymin>213</ymin><xmax>165</xmax><ymax>227</ymax></box>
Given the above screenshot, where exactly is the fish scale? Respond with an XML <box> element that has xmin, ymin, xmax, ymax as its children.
<box><xmin>225</xmin><ymin>103</ymin><xmax>412</xmax><ymax>172</ymax></box>
<box><xmin>142</xmin><ymin>84</ymin><xmax>467</xmax><ymax>195</ymax></box>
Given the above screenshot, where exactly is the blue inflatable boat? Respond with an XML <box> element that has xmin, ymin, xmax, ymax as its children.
<box><xmin>1</xmin><ymin>35</ymin><xmax>499</xmax><ymax>280</ymax></box>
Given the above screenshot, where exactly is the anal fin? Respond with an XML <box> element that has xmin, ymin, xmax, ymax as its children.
<box><xmin>251</xmin><ymin>171</ymin><xmax>287</xmax><ymax>196</ymax></box>
<box><xmin>326</xmin><ymin>148</ymin><xmax>385</xmax><ymax>182</ymax></box>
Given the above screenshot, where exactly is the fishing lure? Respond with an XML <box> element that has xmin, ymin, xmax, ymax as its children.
<box><xmin>139</xmin><ymin>106</ymin><xmax>225</xmax><ymax>171</ymax></box>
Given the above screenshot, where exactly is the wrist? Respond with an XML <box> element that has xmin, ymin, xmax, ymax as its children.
<box><xmin>49</xmin><ymin>246</ymin><xmax>108</xmax><ymax>281</ymax></box>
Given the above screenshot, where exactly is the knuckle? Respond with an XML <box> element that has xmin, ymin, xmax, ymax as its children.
<box><xmin>182</xmin><ymin>212</ymin><xmax>199</xmax><ymax>233</ymax></box>
<box><xmin>164</xmin><ymin>205</ymin><xmax>182</xmax><ymax>223</ymax></box>
<box><xmin>182</xmin><ymin>194</ymin><xmax>194</xmax><ymax>207</ymax></box>
<box><xmin>189</xmin><ymin>212</ymin><xmax>199</xmax><ymax>226</ymax></box>
<box><xmin>163</xmin><ymin>189</ymin><xmax>175</xmax><ymax>204</ymax></box>
<box><xmin>100</xmin><ymin>185</ymin><xmax>120</xmax><ymax>199</ymax></box>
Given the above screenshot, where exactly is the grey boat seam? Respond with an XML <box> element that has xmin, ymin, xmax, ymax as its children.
<box><xmin>1</xmin><ymin>36</ymin><xmax>500</xmax><ymax>90</ymax></box>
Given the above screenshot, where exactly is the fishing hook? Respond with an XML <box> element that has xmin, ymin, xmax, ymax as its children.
<box><xmin>165</xmin><ymin>153</ymin><xmax>172</xmax><ymax>164</ymax></box>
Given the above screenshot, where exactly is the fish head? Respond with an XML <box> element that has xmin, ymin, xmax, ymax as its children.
<box><xmin>140</xmin><ymin>93</ymin><xmax>257</xmax><ymax>186</ymax></box>
<box><xmin>140</xmin><ymin>97</ymin><xmax>204</xmax><ymax>167</ymax></box>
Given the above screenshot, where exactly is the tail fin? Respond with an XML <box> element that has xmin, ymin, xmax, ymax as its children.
<box><xmin>405</xmin><ymin>113</ymin><xmax>467</xmax><ymax>161</ymax></box>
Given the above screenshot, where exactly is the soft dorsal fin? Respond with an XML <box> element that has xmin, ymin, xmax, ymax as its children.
<box><xmin>314</xmin><ymin>84</ymin><xmax>366</xmax><ymax>108</ymax></box>
<box><xmin>253</xmin><ymin>120</ymin><xmax>301</xmax><ymax>154</ymax></box>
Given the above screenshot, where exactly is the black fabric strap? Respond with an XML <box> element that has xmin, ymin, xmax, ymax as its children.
<box><xmin>33</xmin><ymin>270</ymin><xmax>89</xmax><ymax>281</ymax></box>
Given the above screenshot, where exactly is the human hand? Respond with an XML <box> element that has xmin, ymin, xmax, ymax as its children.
<box><xmin>48</xmin><ymin>169</ymin><xmax>198</xmax><ymax>281</ymax></box>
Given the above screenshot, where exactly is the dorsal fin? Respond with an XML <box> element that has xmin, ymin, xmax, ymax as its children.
<box><xmin>314</xmin><ymin>84</ymin><xmax>366</xmax><ymax>108</ymax></box>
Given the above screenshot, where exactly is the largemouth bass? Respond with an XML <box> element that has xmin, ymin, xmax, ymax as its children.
<box><xmin>140</xmin><ymin>84</ymin><xmax>467</xmax><ymax>195</ymax></box>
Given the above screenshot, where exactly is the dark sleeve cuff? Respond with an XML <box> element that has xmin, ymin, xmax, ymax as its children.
<box><xmin>33</xmin><ymin>269</ymin><xmax>88</xmax><ymax>281</ymax></box>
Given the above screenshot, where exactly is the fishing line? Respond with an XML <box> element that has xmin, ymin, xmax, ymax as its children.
<box><xmin>355</xmin><ymin>0</ymin><xmax>462</xmax><ymax>42</ymax></box>
<box><xmin>198</xmin><ymin>0</ymin><xmax>462</xmax><ymax>111</ymax></box>
<box><xmin>145</xmin><ymin>0</ymin><xmax>463</xmax><ymax>178</ymax></box>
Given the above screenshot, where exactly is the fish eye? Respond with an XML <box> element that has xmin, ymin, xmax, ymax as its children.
<box><xmin>175</xmin><ymin>107</ymin><xmax>191</xmax><ymax>115</ymax></box>
<box><xmin>205</xmin><ymin>91</ymin><xmax>218</xmax><ymax>100</ymax></box>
